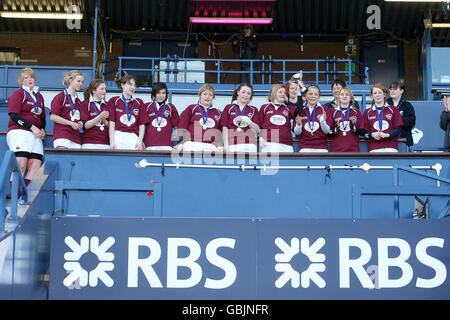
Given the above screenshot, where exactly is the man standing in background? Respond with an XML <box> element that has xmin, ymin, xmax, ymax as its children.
<box><xmin>441</xmin><ymin>96</ymin><xmax>450</xmax><ymax>152</ymax></box>
<box><xmin>232</xmin><ymin>24</ymin><xmax>258</xmax><ymax>84</ymax></box>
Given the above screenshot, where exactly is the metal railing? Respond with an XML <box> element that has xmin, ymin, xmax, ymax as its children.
<box><xmin>102</xmin><ymin>55</ymin><xmax>368</xmax><ymax>86</ymax></box>
<box><xmin>0</xmin><ymin>151</ymin><xmax>28</xmax><ymax>233</ymax></box>
<box><xmin>0</xmin><ymin>65</ymin><xmax>94</xmax><ymax>101</ymax></box>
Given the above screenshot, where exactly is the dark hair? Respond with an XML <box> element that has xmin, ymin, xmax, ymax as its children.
<box><xmin>389</xmin><ymin>80</ymin><xmax>405</xmax><ymax>91</ymax></box>
<box><xmin>243</xmin><ymin>24</ymin><xmax>254</xmax><ymax>36</ymax></box>
<box><xmin>115</xmin><ymin>74</ymin><xmax>136</xmax><ymax>89</ymax></box>
<box><xmin>331</xmin><ymin>79</ymin><xmax>347</xmax><ymax>90</ymax></box>
<box><xmin>231</xmin><ymin>82</ymin><xmax>253</xmax><ymax>103</ymax></box>
<box><xmin>83</xmin><ymin>79</ymin><xmax>106</xmax><ymax>100</ymax></box>
<box><xmin>305</xmin><ymin>84</ymin><xmax>321</xmax><ymax>96</ymax></box>
<box><xmin>151</xmin><ymin>82</ymin><xmax>168</xmax><ymax>102</ymax></box>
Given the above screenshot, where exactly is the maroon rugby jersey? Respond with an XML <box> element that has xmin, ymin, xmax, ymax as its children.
<box><xmin>50</xmin><ymin>90</ymin><xmax>82</xmax><ymax>144</ymax></box>
<box><xmin>142</xmin><ymin>101</ymin><xmax>179</xmax><ymax>148</ymax></box>
<box><xmin>362</xmin><ymin>105</ymin><xmax>404</xmax><ymax>151</ymax></box>
<box><xmin>178</xmin><ymin>104</ymin><xmax>222</xmax><ymax>144</ymax></box>
<box><xmin>107</xmin><ymin>96</ymin><xmax>145</xmax><ymax>135</ymax></box>
<box><xmin>8</xmin><ymin>87</ymin><xmax>46</xmax><ymax>132</ymax></box>
<box><xmin>298</xmin><ymin>104</ymin><xmax>332</xmax><ymax>150</ymax></box>
<box><xmin>330</xmin><ymin>107</ymin><xmax>363</xmax><ymax>152</ymax></box>
<box><xmin>259</xmin><ymin>103</ymin><xmax>293</xmax><ymax>146</ymax></box>
<box><xmin>221</xmin><ymin>103</ymin><xmax>260</xmax><ymax>145</ymax></box>
<box><xmin>80</xmin><ymin>99</ymin><xmax>109</xmax><ymax>145</ymax></box>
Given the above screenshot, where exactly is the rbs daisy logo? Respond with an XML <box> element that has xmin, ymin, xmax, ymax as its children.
<box><xmin>63</xmin><ymin>236</ymin><xmax>115</xmax><ymax>288</ymax></box>
<box><xmin>274</xmin><ymin>237</ymin><xmax>326</xmax><ymax>288</ymax></box>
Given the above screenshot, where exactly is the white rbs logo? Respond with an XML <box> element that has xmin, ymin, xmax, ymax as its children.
<box><xmin>64</xmin><ymin>236</ymin><xmax>115</xmax><ymax>288</ymax></box>
<box><xmin>127</xmin><ymin>237</ymin><xmax>236</xmax><ymax>289</ymax></box>
<box><xmin>275</xmin><ymin>237</ymin><xmax>326</xmax><ymax>288</ymax></box>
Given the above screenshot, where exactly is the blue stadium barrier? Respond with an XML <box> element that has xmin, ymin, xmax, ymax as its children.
<box><xmin>0</xmin><ymin>65</ymin><xmax>93</xmax><ymax>101</ymax></box>
<box><xmin>0</xmin><ymin>148</ymin><xmax>449</xmax><ymax>300</ymax></box>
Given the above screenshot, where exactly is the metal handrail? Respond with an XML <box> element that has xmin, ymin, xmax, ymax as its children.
<box><xmin>0</xmin><ymin>151</ymin><xmax>28</xmax><ymax>233</ymax></box>
<box><xmin>102</xmin><ymin>55</ymin><xmax>368</xmax><ymax>85</ymax></box>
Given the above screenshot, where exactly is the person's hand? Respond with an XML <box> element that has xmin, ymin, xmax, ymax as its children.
<box><xmin>349</xmin><ymin>119</ymin><xmax>356</xmax><ymax>132</ymax></box>
<box><xmin>380</xmin><ymin>132</ymin><xmax>390</xmax><ymax>139</ymax></box>
<box><xmin>175</xmin><ymin>143</ymin><xmax>183</xmax><ymax>152</ymax></box>
<box><xmin>295</xmin><ymin>115</ymin><xmax>302</xmax><ymax>126</ymax></box>
<box><xmin>71</xmin><ymin>121</ymin><xmax>83</xmax><ymax>130</ymax></box>
<box><xmin>444</xmin><ymin>96</ymin><xmax>450</xmax><ymax>112</ymax></box>
<box><xmin>259</xmin><ymin>137</ymin><xmax>267</xmax><ymax>150</ymax></box>
<box><xmin>135</xmin><ymin>141</ymin><xmax>144</xmax><ymax>150</ymax></box>
<box><xmin>31</xmin><ymin>125</ymin><xmax>42</xmax><ymax>138</ymax></box>
<box><xmin>233</xmin><ymin>40</ymin><xmax>238</xmax><ymax>45</ymax></box>
<box><xmin>372</xmin><ymin>131</ymin><xmax>382</xmax><ymax>140</ymax></box>
<box><xmin>100</xmin><ymin>111</ymin><xmax>109</xmax><ymax>120</ymax></box>
<box><xmin>319</xmin><ymin>112</ymin><xmax>326</xmax><ymax>121</ymax></box>
<box><xmin>40</xmin><ymin>129</ymin><xmax>46</xmax><ymax>140</ymax></box>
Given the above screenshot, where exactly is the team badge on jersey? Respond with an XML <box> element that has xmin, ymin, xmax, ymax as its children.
<box><xmin>373</xmin><ymin>120</ymin><xmax>389</xmax><ymax>131</ymax></box>
<box><xmin>120</xmin><ymin>114</ymin><xmax>136</xmax><ymax>126</ymax></box>
<box><xmin>199</xmin><ymin>118</ymin><xmax>215</xmax><ymax>129</ymax></box>
<box><xmin>270</xmin><ymin>115</ymin><xmax>286</xmax><ymax>126</ymax></box>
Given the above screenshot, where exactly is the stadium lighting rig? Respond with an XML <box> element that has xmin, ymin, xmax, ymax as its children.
<box><xmin>0</xmin><ymin>11</ymin><xmax>83</xmax><ymax>19</ymax></box>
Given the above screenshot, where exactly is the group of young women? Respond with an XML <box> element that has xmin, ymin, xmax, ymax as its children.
<box><xmin>7</xmin><ymin>67</ymin><xmax>408</xmax><ymax>186</ymax></box>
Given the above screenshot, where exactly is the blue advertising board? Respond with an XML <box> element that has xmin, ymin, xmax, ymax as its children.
<box><xmin>49</xmin><ymin>217</ymin><xmax>450</xmax><ymax>300</ymax></box>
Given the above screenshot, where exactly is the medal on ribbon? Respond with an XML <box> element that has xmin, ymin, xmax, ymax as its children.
<box><xmin>23</xmin><ymin>88</ymin><xmax>40</xmax><ymax>118</ymax></box>
<box><xmin>90</xmin><ymin>101</ymin><xmax>106</xmax><ymax>130</ymax></box>
<box><xmin>375</xmin><ymin>106</ymin><xmax>384</xmax><ymax>132</ymax></box>
<box><xmin>122</xmin><ymin>95</ymin><xmax>135</xmax><ymax>127</ymax></box>
<box><xmin>234</xmin><ymin>103</ymin><xmax>247</xmax><ymax>132</ymax></box>
<box><xmin>153</xmin><ymin>101</ymin><xmax>166</xmax><ymax>132</ymax></box>
<box><xmin>197</xmin><ymin>103</ymin><xmax>210</xmax><ymax>130</ymax></box>
<box><xmin>305</xmin><ymin>103</ymin><xmax>317</xmax><ymax>135</ymax></box>
<box><xmin>340</xmin><ymin>106</ymin><xmax>350</xmax><ymax>136</ymax></box>
<box><xmin>64</xmin><ymin>89</ymin><xmax>80</xmax><ymax>122</ymax></box>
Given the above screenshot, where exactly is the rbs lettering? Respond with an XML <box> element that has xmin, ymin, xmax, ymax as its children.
<box><xmin>127</xmin><ymin>237</ymin><xmax>237</xmax><ymax>289</ymax></box>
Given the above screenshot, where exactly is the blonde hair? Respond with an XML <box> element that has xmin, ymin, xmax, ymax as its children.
<box><xmin>198</xmin><ymin>84</ymin><xmax>215</xmax><ymax>97</ymax></box>
<box><xmin>17</xmin><ymin>68</ymin><xmax>36</xmax><ymax>85</ymax></box>
<box><xmin>337</xmin><ymin>87</ymin><xmax>355</xmax><ymax>108</ymax></box>
<box><xmin>268</xmin><ymin>84</ymin><xmax>285</xmax><ymax>102</ymax></box>
<box><xmin>63</xmin><ymin>70</ymin><xmax>84</xmax><ymax>87</ymax></box>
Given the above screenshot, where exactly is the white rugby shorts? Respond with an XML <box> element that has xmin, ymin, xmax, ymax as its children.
<box><xmin>261</xmin><ymin>142</ymin><xmax>294</xmax><ymax>153</ymax></box>
<box><xmin>53</xmin><ymin>138</ymin><xmax>81</xmax><ymax>149</ymax></box>
<box><xmin>146</xmin><ymin>146</ymin><xmax>173</xmax><ymax>151</ymax></box>
<box><xmin>81</xmin><ymin>143</ymin><xmax>110</xmax><ymax>150</ymax></box>
<box><xmin>369</xmin><ymin>148</ymin><xmax>398</xmax><ymax>153</ymax></box>
<box><xmin>7</xmin><ymin>129</ymin><xmax>44</xmax><ymax>156</ymax></box>
<box><xmin>299</xmin><ymin>148</ymin><xmax>328</xmax><ymax>153</ymax></box>
<box><xmin>228</xmin><ymin>143</ymin><xmax>257</xmax><ymax>153</ymax></box>
<box><xmin>114</xmin><ymin>131</ymin><xmax>139</xmax><ymax>150</ymax></box>
<box><xmin>182</xmin><ymin>141</ymin><xmax>217</xmax><ymax>152</ymax></box>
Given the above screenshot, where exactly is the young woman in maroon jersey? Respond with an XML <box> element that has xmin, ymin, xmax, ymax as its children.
<box><xmin>141</xmin><ymin>82</ymin><xmax>179</xmax><ymax>151</ymax></box>
<box><xmin>361</xmin><ymin>83</ymin><xmax>404</xmax><ymax>152</ymax></box>
<box><xmin>221</xmin><ymin>83</ymin><xmax>260</xmax><ymax>153</ymax></box>
<box><xmin>6</xmin><ymin>67</ymin><xmax>46</xmax><ymax>188</ymax></box>
<box><xmin>107</xmin><ymin>75</ymin><xmax>145</xmax><ymax>150</ymax></box>
<box><xmin>80</xmin><ymin>79</ymin><xmax>110</xmax><ymax>149</ymax></box>
<box><xmin>50</xmin><ymin>70</ymin><xmax>84</xmax><ymax>149</ymax></box>
<box><xmin>259</xmin><ymin>84</ymin><xmax>294</xmax><ymax>152</ymax></box>
<box><xmin>176</xmin><ymin>84</ymin><xmax>222</xmax><ymax>152</ymax></box>
<box><xmin>294</xmin><ymin>85</ymin><xmax>332</xmax><ymax>152</ymax></box>
<box><xmin>329</xmin><ymin>87</ymin><xmax>363</xmax><ymax>152</ymax></box>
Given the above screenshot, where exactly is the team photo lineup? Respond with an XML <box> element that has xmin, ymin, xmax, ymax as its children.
<box><xmin>7</xmin><ymin>66</ymin><xmax>423</xmax><ymax>186</ymax></box>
